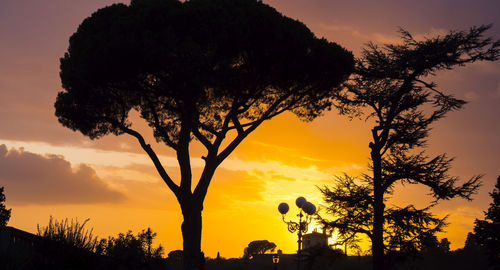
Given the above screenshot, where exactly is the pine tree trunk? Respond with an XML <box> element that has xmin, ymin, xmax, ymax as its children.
<box><xmin>371</xmin><ymin>149</ymin><xmax>385</xmax><ymax>270</ymax></box>
<box><xmin>181</xmin><ymin>200</ymin><xmax>204</xmax><ymax>270</ymax></box>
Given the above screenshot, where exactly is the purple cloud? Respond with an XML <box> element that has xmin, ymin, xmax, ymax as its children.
<box><xmin>0</xmin><ymin>144</ymin><xmax>125</xmax><ymax>205</ymax></box>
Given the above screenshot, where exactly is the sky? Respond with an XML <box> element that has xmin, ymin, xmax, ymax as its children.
<box><xmin>1</xmin><ymin>0</ymin><xmax>500</xmax><ymax>258</ymax></box>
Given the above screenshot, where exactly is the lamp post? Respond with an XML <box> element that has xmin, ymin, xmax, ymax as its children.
<box><xmin>278</xmin><ymin>197</ymin><xmax>316</xmax><ymax>270</ymax></box>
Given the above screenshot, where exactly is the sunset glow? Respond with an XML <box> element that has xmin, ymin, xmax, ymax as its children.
<box><xmin>1</xmin><ymin>0</ymin><xmax>499</xmax><ymax>259</ymax></box>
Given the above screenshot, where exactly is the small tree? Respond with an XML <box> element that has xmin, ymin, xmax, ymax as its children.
<box><xmin>0</xmin><ymin>186</ymin><xmax>11</xmax><ymax>226</ymax></box>
<box><xmin>97</xmin><ymin>228</ymin><xmax>164</xmax><ymax>268</ymax></box>
<box><xmin>168</xmin><ymin>250</ymin><xmax>183</xmax><ymax>261</ymax></box>
<box><xmin>438</xmin><ymin>238</ymin><xmax>451</xmax><ymax>253</ymax></box>
<box><xmin>54</xmin><ymin>1</ymin><xmax>353</xmax><ymax>269</ymax></box>
<box><xmin>243</xmin><ymin>240</ymin><xmax>276</xmax><ymax>259</ymax></box>
<box><xmin>332</xmin><ymin>25</ymin><xmax>499</xmax><ymax>270</ymax></box>
<box><xmin>138</xmin><ymin>228</ymin><xmax>157</xmax><ymax>259</ymax></box>
<box><xmin>473</xmin><ymin>176</ymin><xmax>500</xmax><ymax>268</ymax></box>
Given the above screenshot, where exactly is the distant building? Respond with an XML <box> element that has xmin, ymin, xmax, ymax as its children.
<box><xmin>0</xmin><ymin>226</ymin><xmax>39</xmax><ymax>252</ymax></box>
<box><xmin>302</xmin><ymin>229</ymin><xmax>329</xmax><ymax>250</ymax></box>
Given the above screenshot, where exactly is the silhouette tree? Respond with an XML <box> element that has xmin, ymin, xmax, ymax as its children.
<box><xmin>302</xmin><ymin>245</ymin><xmax>345</xmax><ymax>270</ymax></box>
<box><xmin>54</xmin><ymin>0</ymin><xmax>353</xmax><ymax>269</ymax></box>
<box><xmin>0</xmin><ymin>186</ymin><xmax>10</xmax><ymax>226</ymax></box>
<box><xmin>167</xmin><ymin>250</ymin><xmax>183</xmax><ymax>261</ymax></box>
<box><xmin>438</xmin><ymin>238</ymin><xmax>451</xmax><ymax>253</ymax></box>
<box><xmin>98</xmin><ymin>228</ymin><xmax>163</xmax><ymax>269</ymax></box>
<box><xmin>96</xmin><ymin>228</ymin><xmax>164</xmax><ymax>268</ymax></box>
<box><xmin>243</xmin><ymin>240</ymin><xmax>277</xmax><ymax>259</ymax></box>
<box><xmin>167</xmin><ymin>249</ymin><xmax>184</xmax><ymax>269</ymax></box>
<box><xmin>319</xmin><ymin>174</ymin><xmax>447</xmax><ymax>259</ymax></box>
<box><xmin>332</xmin><ymin>25</ymin><xmax>499</xmax><ymax>270</ymax></box>
<box><xmin>473</xmin><ymin>176</ymin><xmax>500</xmax><ymax>268</ymax></box>
<box><xmin>137</xmin><ymin>227</ymin><xmax>157</xmax><ymax>259</ymax></box>
<box><xmin>463</xmin><ymin>232</ymin><xmax>481</xmax><ymax>251</ymax></box>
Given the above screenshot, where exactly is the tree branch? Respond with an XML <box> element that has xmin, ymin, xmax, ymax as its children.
<box><xmin>216</xmin><ymin>91</ymin><xmax>294</xmax><ymax>163</ymax></box>
<box><xmin>118</xmin><ymin>124</ymin><xmax>179</xmax><ymax>195</ymax></box>
<box><xmin>192</xmin><ymin>125</ymin><xmax>213</xmax><ymax>150</ymax></box>
<box><xmin>230</xmin><ymin>114</ymin><xmax>244</xmax><ymax>135</ymax></box>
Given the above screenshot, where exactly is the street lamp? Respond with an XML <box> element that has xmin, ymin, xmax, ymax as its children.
<box><xmin>278</xmin><ymin>197</ymin><xmax>316</xmax><ymax>270</ymax></box>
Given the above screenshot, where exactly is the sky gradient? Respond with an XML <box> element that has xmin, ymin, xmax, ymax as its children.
<box><xmin>1</xmin><ymin>0</ymin><xmax>499</xmax><ymax>258</ymax></box>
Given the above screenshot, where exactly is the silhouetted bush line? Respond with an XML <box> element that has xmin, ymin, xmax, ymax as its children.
<box><xmin>95</xmin><ymin>228</ymin><xmax>166</xmax><ymax>269</ymax></box>
<box><xmin>1</xmin><ymin>221</ymin><xmax>496</xmax><ymax>270</ymax></box>
<box><xmin>1</xmin><ymin>216</ymin><xmax>169</xmax><ymax>269</ymax></box>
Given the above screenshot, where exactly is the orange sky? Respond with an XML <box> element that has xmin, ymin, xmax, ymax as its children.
<box><xmin>1</xmin><ymin>0</ymin><xmax>500</xmax><ymax>258</ymax></box>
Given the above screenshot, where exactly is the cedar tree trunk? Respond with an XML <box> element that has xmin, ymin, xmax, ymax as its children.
<box><xmin>371</xmin><ymin>143</ymin><xmax>385</xmax><ymax>270</ymax></box>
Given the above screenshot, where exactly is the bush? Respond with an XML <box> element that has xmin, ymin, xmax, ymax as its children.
<box><xmin>37</xmin><ymin>216</ymin><xmax>98</xmax><ymax>251</ymax></box>
<box><xmin>96</xmin><ymin>228</ymin><xmax>166</xmax><ymax>269</ymax></box>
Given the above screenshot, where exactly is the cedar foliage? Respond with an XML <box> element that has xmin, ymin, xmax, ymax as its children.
<box><xmin>328</xmin><ymin>25</ymin><xmax>499</xmax><ymax>270</ymax></box>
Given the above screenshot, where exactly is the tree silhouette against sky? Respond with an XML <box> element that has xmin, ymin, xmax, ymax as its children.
<box><xmin>319</xmin><ymin>174</ymin><xmax>448</xmax><ymax>259</ymax></box>
<box><xmin>474</xmin><ymin>176</ymin><xmax>500</xmax><ymax>268</ymax></box>
<box><xmin>54</xmin><ymin>0</ymin><xmax>353</xmax><ymax>269</ymax></box>
<box><xmin>0</xmin><ymin>186</ymin><xmax>10</xmax><ymax>227</ymax></box>
<box><xmin>243</xmin><ymin>240</ymin><xmax>276</xmax><ymax>259</ymax></box>
<box><xmin>332</xmin><ymin>25</ymin><xmax>499</xmax><ymax>270</ymax></box>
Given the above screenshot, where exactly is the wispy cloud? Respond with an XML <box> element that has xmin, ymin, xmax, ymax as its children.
<box><xmin>318</xmin><ymin>23</ymin><xmax>448</xmax><ymax>45</ymax></box>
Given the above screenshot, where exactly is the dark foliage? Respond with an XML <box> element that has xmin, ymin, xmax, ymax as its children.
<box><xmin>31</xmin><ymin>217</ymin><xmax>102</xmax><ymax>269</ymax></box>
<box><xmin>243</xmin><ymin>240</ymin><xmax>276</xmax><ymax>259</ymax></box>
<box><xmin>1</xmin><ymin>223</ymin><xmax>167</xmax><ymax>270</ymax></box>
<box><xmin>319</xmin><ymin>174</ymin><xmax>447</xmax><ymax>257</ymax></box>
<box><xmin>55</xmin><ymin>1</ymin><xmax>353</xmax><ymax>269</ymax></box>
<box><xmin>37</xmin><ymin>216</ymin><xmax>99</xmax><ymax>252</ymax></box>
<box><xmin>168</xmin><ymin>249</ymin><xmax>183</xmax><ymax>261</ymax></box>
<box><xmin>473</xmin><ymin>176</ymin><xmax>500</xmax><ymax>269</ymax></box>
<box><xmin>464</xmin><ymin>232</ymin><xmax>481</xmax><ymax>250</ymax></box>
<box><xmin>331</xmin><ymin>25</ymin><xmax>499</xmax><ymax>270</ymax></box>
<box><xmin>302</xmin><ymin>245</ymin><xmax>346</xmax><ymax>270</ymax></box>
<box><xmin>0</xmin><ymin>186</ymin><xmax>11</xmax><ymax>227</ymax></box>
<box><xmin>96</xmin><ymin>228</ymin><xmax>165</xmax><ymax>269</ymax></box>
<box><xmin>34</xmin><ymin>217</ymin><xmax>168</xmax><ymax>269</ymax></box>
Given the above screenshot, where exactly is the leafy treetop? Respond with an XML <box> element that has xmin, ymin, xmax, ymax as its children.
<box><xmin>336</xmin><ymin>25</ymin><xmax>500</xmax><ymax>200</ymax></box>
<box><xmin>243</xmin><ymin>240</ymin><xmax>277</xmax><ymax>259</ymax></box>
<box><xmin>55</xmin><ymin>0</ymin><xmax>353</xmax><ymax>199</ymax></box>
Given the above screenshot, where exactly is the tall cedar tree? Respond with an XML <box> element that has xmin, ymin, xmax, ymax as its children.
<box><xmin>54</xmin><ymin>0</ymin><xmax>353</xmax><ymax>269</ymax></box>
<box><xmin>474</xmin><ymin>176</ymin><xmax>500</xmax><ymax>268</ymax></box>
<box><xmin>319</xmin><ymin>174</ymin><xmax>448</xmax><ymax>258</ymax></box>
<box><xmin>333</xmin><ymin>25</ymin><xmax>499</xmax><ymax>270</ymax></box>
<box><xmin>0</xmin><ymin>186</ymin><xmax>10</xmax><ymax>226</ymax></box>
